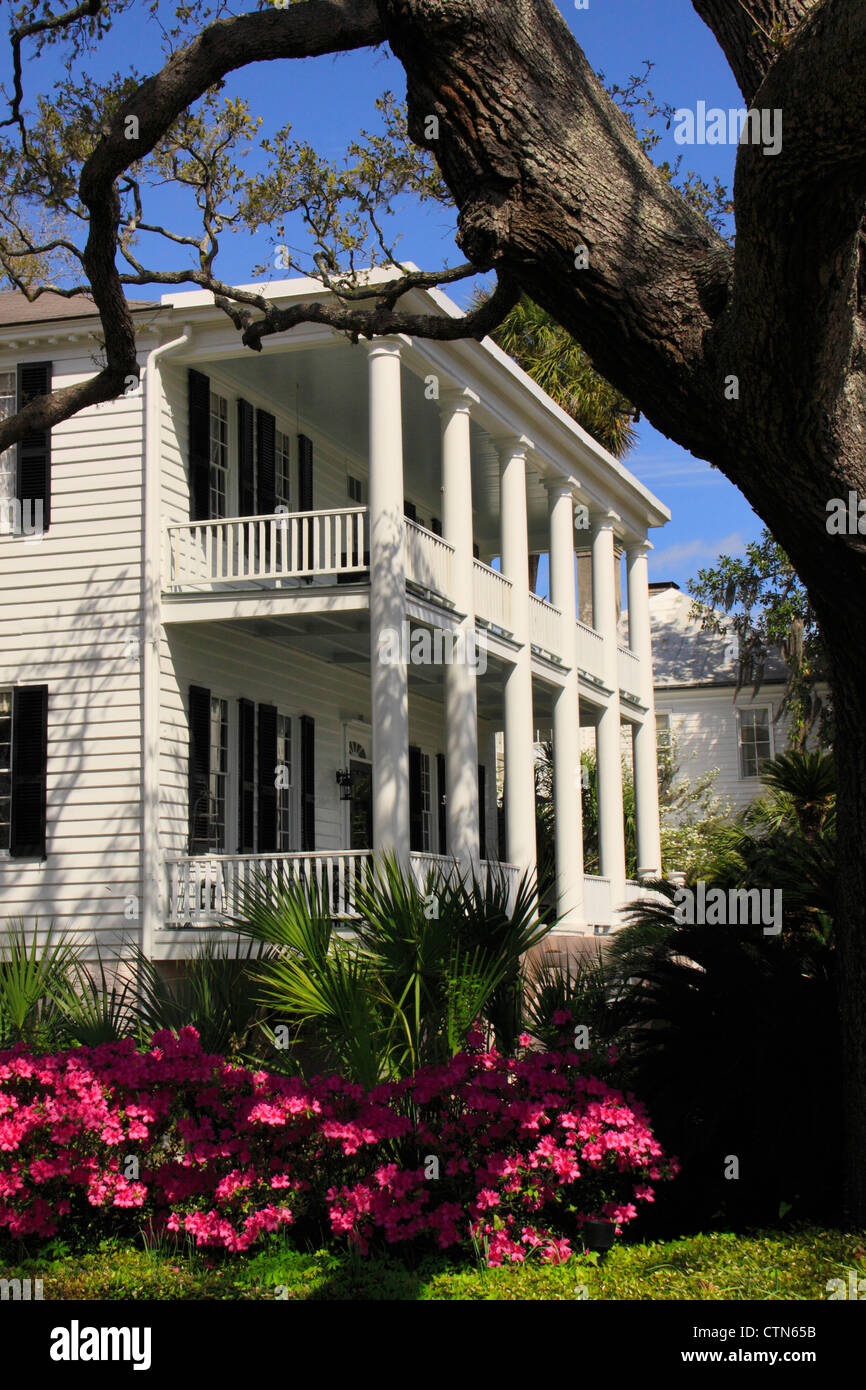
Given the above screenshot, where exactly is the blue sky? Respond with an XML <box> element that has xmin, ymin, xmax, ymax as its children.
<box><xmin>6</xmin><ymin>0</ymin><xmax>765</xmax><ymax>591</ymax></box>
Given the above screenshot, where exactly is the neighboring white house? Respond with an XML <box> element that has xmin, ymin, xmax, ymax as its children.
<box><xmin>637</xmin><ymin>581</ymin><xmax>805</xmax><ymax>813</ymax></box>
<box><xmin>0</xmin><ymin>276</ymin><xmax>670</xmax><ymax>960</ymax></box>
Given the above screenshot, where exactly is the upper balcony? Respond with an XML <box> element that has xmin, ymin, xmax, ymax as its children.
<box><xmin>163</xmin><ymin>509</ymin><xmax>643</xmax><ymax>697</ymax></box>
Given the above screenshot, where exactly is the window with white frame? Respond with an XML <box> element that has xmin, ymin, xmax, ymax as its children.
<box><xmin>0</xmin><ymin>371</ymin><xmax>16</xmax><ymax>513</ymax></box>
<box><xmin>655</xmin><ymin>711</ymin><xmax>672</xmax><ymax>753</ymax></box>
<box><xmin>0</xmin><ymin>688</ymin><xmax>10</xmax><ymax>851</ymax></box>
<box><xmin>276</xmin><ymin>430</ymin><xmax>292</xmax><ymax>511</ymax></box>
<box><xmin>209</xmin><ymin>392</ymin><xmax>229</xmax><ymax>518</ymax></box>
<box><xmin>209</xmin><ymin>696</ymin><xmax>229</xmax><ymax>848</ymax></box>
<box><xmin>277</xmin><ymin>712</ymin><xmax>295</xmax><ymax>850</ymax></box>
<box><xmin>738</xmin><ymin>707</ymin><xmax>772</xmax><ymax>779</ymax></box>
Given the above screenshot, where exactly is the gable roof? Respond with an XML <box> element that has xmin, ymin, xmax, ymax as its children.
<box><xmin>0</xmin><ymin>290</ymin><xmax>159</xmax><ymax>327</ymax></box>
<box><xmin>622</xmin><ymin>584</ymin><xmax>789</xmax><ymax>688</ymax></box>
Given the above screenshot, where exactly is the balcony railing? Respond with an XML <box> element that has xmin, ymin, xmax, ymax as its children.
<box><xmin>165</xmin><ymin>507</ymin><xmax>368</xmax><ymax>589</ymax></box>
<box><xmin>576</xmin><ymin>619</ymin><xmax>605</xmax><ymax>684</ymax></box>
<box><xmin>165</xmin><ymin>850</ymin><xmax>520</xmax><ymax>926</ymax></box>
<box><xmin>403</xmin><ymin>518</ymin><xmax>454</xmax><ymax>601</ymax></box>
<box><xmin>528</xmin><ymin>592</ymin><xmax>562</xmax><ymax>659</ymax></box>
<box><xmin>473</xmin><ymin>560</ymin><xmax>513</xmax><ymax>633</ymax></box>
<box><xmin>617</xmin><ymin>643</ymin><xmax>642</xmax><ymax>698</ymax></box>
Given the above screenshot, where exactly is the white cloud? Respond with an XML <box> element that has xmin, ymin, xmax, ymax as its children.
<box><xmin>649</xmin><ymin>531</ymin><xmax>746</xmax><ymax>573</ymax></box>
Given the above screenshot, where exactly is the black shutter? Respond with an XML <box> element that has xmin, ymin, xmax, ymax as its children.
<box><xmin>404</xmin><ymin>501</ymin><xmax>417</xmax><ymax>523</ymax></box>
<box><xmin>238</xmin><ymin>698</ymin><xmax>255</xmax><ymax>852</ymax></box>
<box><xmin>9</xmin><ymin>685</ymin><xmax>48</xmax><ymax>859</ymax></box>
<box><xmin>431</xmin><ymin>516</ymin><xmax>443</xmax><ymax>537</ymax></box>
<box><xmin>188</xmin><ymin>369</ymin><xmax>212</xmax><ymax>522</ymax></box>
<box><xmin>478</xmin><ymin>763</ymin><xmax>486</xmax><ymax>858</ymax></box>
<box><xmin>188</xmin><ymin>685</ymin><xmax>211</xmax><ymax>853</ymax></box>
<box><xmin>409</xmin><ymin>745</ymin><xmax>423</xmax><ymax>852</ymax></box>
<box><xmin>297</xmin><ymin>434</ymin><xmax>314</xmax><ymax>511</ymax></box>
<box><xmin>256</xmin><ymin>410</ymin><xmax>276</xmax><ymax>516</ymax></box>
<box><xmin>473</xmin><ymin>541</ymin><xmax>480</xmax><ymax>560</ymax></box>
<box><xmin>436</xmin><ymin>752</ymin><xmax>447</xmax><ymax>855</ymax></box>
<box><xmin>258</xmin><ymin>703</ymin><xmax>278</xmax><ymax>853</ymax></box>
<box><xmin>237</xmin><ymin>398</ymin><xmax>255</xmax><ymax>516</ymax></box>
<box><xmin>300</xmin><ymin>715</ymin><xmax>315</xmax><ymax>851</ymax></box>
<box><xmin>16</xmin><ymin>363</ymin><xmax>51</xmax><ymax>532</ymax></box>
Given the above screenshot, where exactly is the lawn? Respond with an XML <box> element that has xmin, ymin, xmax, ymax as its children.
<box><xmin>2</xmin><ymin>1226</ymin><xmax>861</xmax><ymax>1301</ymax></box>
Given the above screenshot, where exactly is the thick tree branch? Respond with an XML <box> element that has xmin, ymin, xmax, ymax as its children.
<box><xmin>380</xmin><ymin>0</ymin><xmax>734</xmax><ymax>462</ymax></box>
<box><xmin>0</xmin><ymin>0</ymin><xmax>386</xmax><ymax>452</ymax></box>
<box><xmin>232</xmin><ymin>269</ymin><xmax>520</xmax><ymax>348</ymax></box>
<box><xmin>691</xmin><ymin>0</ymin><xmax>820</xmax><ymax>101</ymax></box>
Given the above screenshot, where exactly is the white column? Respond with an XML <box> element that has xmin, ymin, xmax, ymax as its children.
<box><xmin>627</xmin><ymin>539</ymin><xmax>662</xmax><ymax>877</ymax></box>
<box><xmin>499</xmin><ymin>436</ymin><xmax>537</xmax><ymax>880</ymax></box>
<box><xmin>592</xmin><ymin>510</ymin><xmax>626</xmax><ymax>908</ymax></box>
<box><xmin>548</xmin><ymin>483</ymin><xmax>584</xmax><ymax>929</ymax></box>
<box><xmin>440</xmin><ymin>387</ymin><xmax>480</xmax><ymax>871</ymax></box>
<box><xmin>368</xmin><ymin>340</ymin><xmax>410</xmax><ymax>863</ymax></box>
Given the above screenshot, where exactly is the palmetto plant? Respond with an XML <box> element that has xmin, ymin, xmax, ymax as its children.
<box><xmin>128</xmin><ymin>939</ymin><xmax>274</xmax><ymax>1060</ymax></box>
<box><xmin>229</xmin><ymin>855</ymin><xmax>549</xmax><ymax>1087</ymax></box>
<box><xmin>0</xmin><ymin>921</ymin><xmax>81</xmax><ymax>1049</ymax></box>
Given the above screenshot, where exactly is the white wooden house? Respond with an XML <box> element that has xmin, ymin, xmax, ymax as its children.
<box><xmin>640</xmin><ymin>582</ymin><xmax>825</xmax><ymax>813</ymax></box>
<box><xmin>0</xmin><ymin>277</ymin><xmax>670</xmax><ymax>959</ymax></box>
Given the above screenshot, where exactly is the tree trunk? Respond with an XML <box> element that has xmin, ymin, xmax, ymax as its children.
<box><xmin>826</xmin><ymin>634</ymin><xmax>866</xmax><ymax>1226</ymax></box>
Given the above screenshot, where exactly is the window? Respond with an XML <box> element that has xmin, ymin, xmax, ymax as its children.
<box><xmin>210</xmin><ymin>696</ymin><xmax>228</xmax><ymax>848</ymax></box>
<box><xmin>0</xmin><ymin>688</ymin><xmax>11</xmax><ymax>851</ymax></box>
<box><xmin>0</xmin><ymin>372</ymin><xmax>16</xmax><ymax>516</ymax></box>
<box><xmin>347</xmin><ymin>475</ymin><xmax>364</xmax><ymax>504</ymax></box>
<box><xmin>277</xmin><ymin>713</ymin><xmax>295</xmax><ymax>851</ymax></box>
<box><xmin>209</xmin><ymin>392</ymin><xmax>229</xmax><ymax>518</ymax></box>
<box><xmin>738</xmin><ymin>707</ymin><xmax>772</xmax><ymax>779</ymax></box>
<box><xmin>655</xmin><ymin>712</ymin><xmax>672</xmax><ymax>753</ymax></box>
<box><xmin>276</xmin><ymin>430</ymin><xmax>292</xmax><ymax>510</ymax></box>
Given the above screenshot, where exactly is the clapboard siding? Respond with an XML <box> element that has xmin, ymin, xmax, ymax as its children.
<box><xmin>655</xmin><ymin>685</ymin><xmax>802</xmax><ymax>816</ymax></box>
<box><xmin>0</xmin><ymin>350</ymin><xmax>145</xmax><ymax>952</ymax></box>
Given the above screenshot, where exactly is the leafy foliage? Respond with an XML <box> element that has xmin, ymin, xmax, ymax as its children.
<box><xmin>688</xmin><ymin>528</ymin><xmax>831</xmax><ymax>747</ymax></box>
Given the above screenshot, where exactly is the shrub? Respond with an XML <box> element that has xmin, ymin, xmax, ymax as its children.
<box><xmin>0</xmin><ymin>1024</ymin><xmax>675</xmax><ymax>1265</ymax></box>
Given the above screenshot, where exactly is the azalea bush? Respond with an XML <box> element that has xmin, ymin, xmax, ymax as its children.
<box><xmin>0</xmin><ymin>1022</ymin><xmax>676</xmax><ymax>1266</ymax></box>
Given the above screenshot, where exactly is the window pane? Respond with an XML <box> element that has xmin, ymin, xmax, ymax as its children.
<box><xmin>0</xmin><ymin>372</ymin><xmax>17</xmax><ymax>516</ymax></box>
<box><xmin>276</xmin><ymin>431</ymin><xmax>291</xmax><ymax>510</ymax></box>
<box><xmin>209</xmin><ymin>394</ymin><xmax>228</xmax><ymax>519</ymax></box>
<box><xmin>209</xmin><ymin>697</ymin><xmax>227</xmax><ymax>849</ymax></box>
<box><xmin>0</xmin><ymin>688</ymin><xmax>11</xmax><ymax>851</ymax></box>
<box><xmin>277</xmin><ymin>713</ymin><xmax>294</xmax><ymax>851</ymax></box>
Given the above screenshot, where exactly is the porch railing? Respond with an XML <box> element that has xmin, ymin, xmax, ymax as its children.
<box><xmin>617</xmin><ymin>643</ymin><xmax>642</xmax><ymax>698</ymax></box>
<box><xmin>576</xmin><ymin>619</ymin><xmax>605</xmax><ymax>683</ymax></box>
<box><xmin>166</xmin><ymin>850</ymin><xmax>375</xmax><ymax>925</ymax></box>
<box><xmin>165</xmin><ymin>507</ymin><xmax>368</xmax><ymax>589</ymax></box>
<box><xmin>473</xmin><ymin>559</ymin><xmax>513</xmax><ymax>633</ymax></box>
<box><xmin>403</xmin><ymin>518</ymin><xmax>454</xmax><ymax>600</ymax></box>
<box><xmin>165</xmin><ymin>850</ymin><xmax>520</xmax><ymax>926</ymax></box>
<box><xmin>528</xmin><ymin>592</ymin><xmax>562</xmax><ymax>659</ymax></box>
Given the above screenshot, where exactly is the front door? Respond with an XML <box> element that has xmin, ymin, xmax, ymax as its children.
<box><xmin>345</xmin><ymin>731</ymin><xmax>373</xmax><ymax>851</ymax></box>
<box><xmin>349</xmin><ymin>759</ymin><xmax>373</xmax><ymax>850</ymax></box>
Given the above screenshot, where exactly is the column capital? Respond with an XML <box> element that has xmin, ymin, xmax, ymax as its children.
<box><xmin>365</xmin><ymin>336</ymin><xmax>403</xmax><ymax>361</ymax></box>
<box><xmin>625</xmin><ymin>536</ymin><xmax>653</xmax><ymax>559</ymax></box>
<box><xmin>591</xmin><ymin>508</ymin><xmax>621</xmax><ymax>535</ymax></box>
<box><xmin>439</xmin><ymin>384</ymin><xmax>479</xmax><ymax>415</ymax></box>
<box><xmin>544</xmin><ymin>475</ymin><xmax>580</xmax><ymax>500</ymax></box>
<box><xmin>494</xmin><ymin>432</ymin><xmax>535</xmax><ymax>461</ymax></box>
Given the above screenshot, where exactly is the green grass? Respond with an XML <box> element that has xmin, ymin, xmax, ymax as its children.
<box><xmin>1</xmin><ymin>1226</ymin><xmax>863</xmax><ymax>1300</ymax></box>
